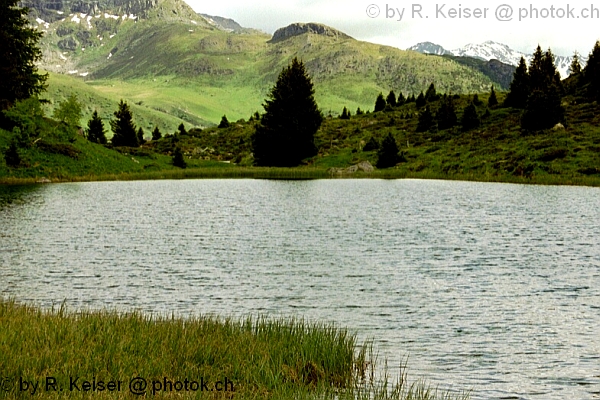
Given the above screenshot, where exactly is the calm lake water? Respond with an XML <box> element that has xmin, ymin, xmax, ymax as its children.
<box><xmin>1</xmin><ymin>179</ymin><xmax>599</xmax><ymax>399</ymax></box>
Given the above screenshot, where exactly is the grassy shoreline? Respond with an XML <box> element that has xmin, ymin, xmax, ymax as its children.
<box><xmin>1</xmin><ymin>166</ymin><xmax>600</xmax><ymax>187</ymax></box>
<box><xmin>0</xmin><ymin>299</ymin><xmax>469</xmax><ymax>399</ymax></box>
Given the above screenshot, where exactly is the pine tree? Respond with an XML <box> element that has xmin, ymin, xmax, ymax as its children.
<box><xmin>137</xmin><ymin>127</ymin><xmax>146</xmax><ymax>145</ymax></box>
<box><xmin>521</xmin><ymin>86</ymin><xmax>564</xmax><ymax>131</ymax></box>
<box><xmin>252</xmin><ymin>57</ymin><xmax>323</xmax><ymax>167</ymax></box>
<box><xmin>425</xmin><ymin>83</ymin><xmax>438</xmax><ymax>102</ymax></box>
<box><xmin>172</xmin><ymin>146</ymin><xmax>186</xmax><ymax>168</ymax></box>
<box><xmin>396</xmin><ymin>92</ymin><xmax>406</xmax><ymax>106</ymax></box>
<box><xmin>416</xmin><ymin>105</ymin><xmax>436</xmax><ymax>132</ymax></box>
<box><xmin>436</xmin><ymin>95</ymin><xmax>457</xmax><ymax>130</ymax></box>
<box><xmin>110</xmin><ymin>99</ymin><xmax>138</xmax><ymax>147</ymax></box>
<box><xmin>488</xmin><ymin>86</ymin><xmax>498</xmax><ymax>108</ymax></box>
<box><xmin>178</xmin><ymin>123</ymin><xmax>187</xmax><ymax>135</ymax></box>
<box><xmin>569</xmin><ymin>51</ymin><xmax>582</xmax><ymax>76</ymax></box>
<box><xmin>376</xmin><ymin>133</ymin><xmax>402</xmax><ymax>168</ymax></box>
<box><xmin>415</xmin><ymin>91</ymin><xmax>426</xmax><ymax>108</ymax></box>
<box><xmin>355</xmin><ymin>107</ymin><xmax>364</xmax><ymax>115</ymax></box>
<box><xmin>519</xmin><ymin>46</ymin><xmax>565</xmax><ymax>130</ymax></box>
<box><xmin>542</xmin><ymin>48</ymin><xmax>562</xmax><ymax>90</ymax></box>
<box><xmin>0</xmin><ymin>0</ymin><xmax>48</xmax><ymax>110</ymax></box>
<box><xmin>584</xmin><ymin>40</ymin><xmax>600</xmax><ymax>100</ymax></box>
<box><xmin>363</xmin><ymin>136</ymin><xmax>379</xmax><ymax>152</ymax></box>
<box><xmin>339</xmin><ymin>106</ymin><xmax>350</xmax><ymax>119</ymax></box>
<box><xmin>461</xmin><ymin>102</ymin><xmax>480</xmax><ymax>131</ymax></box>
<box><xmin>152</xmin><ymin>126</ymin><xmax>162</xmax><ymax>141</ymax></box>
<box><xmin>86</xmin><ymin>110</ymin><xmax>107</xmax><ymax>144</ymax></box>
<box><xmin>504</xmin><ymin>57</ymin><xmax>529</xmax><ymax>108</ymax></box>
<box><xmin>374</xmin><ymin>93</ymin><xmax>386</xmax><ymax>112</ymax></box>
<box><xmin>218</xmin><ymin>115</ymin><xmax>230</xmax><ymax>128</ymax></box>
<box><xmin>528</xmin><ymin>45</ymin><xmax>545</xmax><ymax>91</ymax></box>
<box><xmin>407</xmin><ymin>94</ymin><xmax>416</xmax><ymax>103</ymax></box>
<box><xmin>386</xmin><ymin>90</ymin><xmax>397</xmax><ymax>107</ymax></box>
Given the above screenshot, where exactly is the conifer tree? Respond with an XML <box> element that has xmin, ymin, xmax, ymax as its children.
<box><xmin>461</xmin><ymin>102</ymin><xmax>480</xmax><ymax>131</ymax></box>
<box><xmin>386</xmin><ymin>90</ymin><xmax>397</xmax><ymax>107</ymax></box>
<box><xmin>397</xmin><ymin>92</ymin><xmax>406</xmax><ymax>106</ymax></box>
<box><xmin>363</xmin><ymin>136</ymin><xmax>379</xmax><ymax>152</ymax></box>
<box><xmin>178</xmin><ymin>123</ymin><xmax>187</xmax><ymax>135</ymax></box>
<box><xmin>339</xmin><ymin>106</ymin><xmax>350</xmax><ymax>119</ymax></box>
<box><xmin>425</xmin><ymin>83</ymin><xmax>438</xmax><ymax>102</ymax></box>
<box><xmin>520</xmin><ymin>47</ymin><xmax>564</xmax><ymax>130</ymax></box>
<box><xmin>416</xmin><ymin>105</ymin><xmax>435</xmax><ymax>132</ymax></box>
<box><xmin>218</xmin><ymin>115</ymin><xmax>230</xmax><ymax>128</ymax></box>
<box><xmin>374</xmin><ymin>93</ymin><xmax>386</xmax><ymax>112</ymax></box>
<box><xmin>488</xmin><ymin>86</ymin><xmax>498</xmax><ymax>108</ymax></box>
<box><xmin>504</xmin><ymin>57</ymin><xmax>529</xmax><ymax>108</ymax></box>
<box><xmin>436</xmin><ymin>95</ymin><xmax>457</xmax><ymax>130</ymax></box>
<box><xmin>542</xmin><ymin>48</ymin><xmax>562</xmax><ymax>90</ymax></box>
<box><xmin>528</xmin><ymin>45</ymin><xmax>545</xmax><ymax>90</ymax></box>
<box><xmin>86</xmin><ymin>110</ymin><xmax>107</xmax><ymax>144</ymax></box>
<box><xmin>0</xmin><ymin>0</ymin><xmax>48</xmax><ymax>110</ymax></box>
<box><xmin>569</xmin><ymin>51</ymin><xmax>582</xmax><ymax>76</ymax></box>
<box><xmin>172</xmin><ymin>146</ymin><xmax>186</xmax><ymax>168</ymax></box>
<box><xmin>584</xmin><ymin>40</ymin><xmax>600</xmax><ymax>100</ymax></box>
<box><xmin>376</xmin><ymin>132</ymin><xmax>402</xmax><ymax>168</ymax></box>
<box><xmin>252</xmin><ymin>57</ymin><xmax>323</xmax><ymax>167</ymax></box>
<box><xmin>407</xmin><ymin>94</ymin><xmax>416</xmax><ymax>103</ymax></box>
<box><xmin>355</xmin><ymin>107</ymin><xmax>364</xmax><ymax>115</ymax></box>
<box><xmin>415</xmin><ymin>91</ymin><xmax>426</xmax><ymax>108</ymax></box>
<box><xmin>137</xmin><ymin>127</ymin><xmax>146</xmax><ymax>145</ymax></box>
<box><xmin>521</xmin><ymin>85</ymin><xmax>564</xmax><ymax>130</ymax></box>
<box><xmin>472</xmin><ymin>93</ymin><xmax>483</xmax><ymax>106</ymax></box>
<box><xmin>110</xmin><ymin>100</ymin><xmax>138</xmax><ymax>147</ymax></box>
<box><xmin>152</xmin><ymin>126</ymin><xmax>162</xmax><ymax>141</ymax></box>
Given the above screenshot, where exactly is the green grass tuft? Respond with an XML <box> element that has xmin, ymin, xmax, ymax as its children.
<box><xmin>0</xmin><ymin>299</ymin><xmax>469</xmax><ymax>399</ymax></box>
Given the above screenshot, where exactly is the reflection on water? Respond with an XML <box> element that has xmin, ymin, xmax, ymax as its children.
<box><xmin>1</xmin><ymin>179</ymin><xmax>599</xmax><ymax>399</ymax></box>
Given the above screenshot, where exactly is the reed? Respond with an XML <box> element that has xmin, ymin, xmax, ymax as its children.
<box><xmin>0</xmin><ymin>299</ymin><xmax>468</xmax><ymax>399</ymax></box>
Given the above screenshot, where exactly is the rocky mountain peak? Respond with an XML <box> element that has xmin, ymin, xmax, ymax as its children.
<box><xmin>268</xmin><ymin>22</ymin><xmax>353</xmax><ymax>44</ymax></box>
<box><xmin>21</xmin><ymin>0</ymin><xmax>198</xmax><ymax>23</ymax></box>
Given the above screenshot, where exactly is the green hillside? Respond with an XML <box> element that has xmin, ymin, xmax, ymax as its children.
<box><xmin>32</xmin><ymin>0</ymin><xmax>504</xmax><ymax>126</ymax></box>
<box><xmin>43</xmin><ymin>72</ymin><xmax>204</xmax><ymax>133</ymax></box>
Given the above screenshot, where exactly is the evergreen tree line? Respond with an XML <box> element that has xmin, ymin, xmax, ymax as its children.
<box><xmin>504</xmin><ymin>42</ymin><xmax>600</xmax><ymax>130</ymax></box>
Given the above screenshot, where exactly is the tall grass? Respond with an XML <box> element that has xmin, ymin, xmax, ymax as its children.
<box><xmin>0</xmin><ymin>299</ymin><xmax>468</xmax><ymax>399</ymax></box>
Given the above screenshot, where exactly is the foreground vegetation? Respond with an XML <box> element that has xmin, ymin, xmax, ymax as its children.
<box><xmin>0</xmin><ymin>299</ymin><xmax>469</xmax><ymax>399</ymax></box>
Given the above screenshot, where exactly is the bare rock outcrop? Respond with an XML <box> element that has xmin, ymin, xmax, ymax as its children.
<box><xmin>268</xmin><ymin>23</ymin><xmax>353</xmax><ymax>44</ymax></box>
<box><xmin>328</xmin><ymin>161</ymin><xmax>374</xmax><ymax>175</ymax></box>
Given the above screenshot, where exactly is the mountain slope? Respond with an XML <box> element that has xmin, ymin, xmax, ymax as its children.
<box><xmin>29</xmin><ymin>0</ymin><xmax>502</xmax><ymax>126</ymax></box>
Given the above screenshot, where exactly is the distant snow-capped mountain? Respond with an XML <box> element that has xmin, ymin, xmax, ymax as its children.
<box><xmin>408</xmin><ymin>40</ymin><xmax>584</xmax><ymax>79</ymax></box>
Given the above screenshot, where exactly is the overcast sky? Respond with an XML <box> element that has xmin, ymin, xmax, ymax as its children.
<box><xmin>185</xmin><ymin>0</ymin><xmax>600</xmax><ymax>57</ymax></box>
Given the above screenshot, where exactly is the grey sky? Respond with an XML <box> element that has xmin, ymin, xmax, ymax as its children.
<box><xmin>186</xmin><ymin>0</ymin><xmax>600</xmax><ymax>57</ymax></box>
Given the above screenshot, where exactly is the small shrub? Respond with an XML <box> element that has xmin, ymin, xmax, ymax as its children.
<box><xmin>172</xmin><ymin>146</ymin><xmax>187</xmax><ymax>168</ymax></box>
